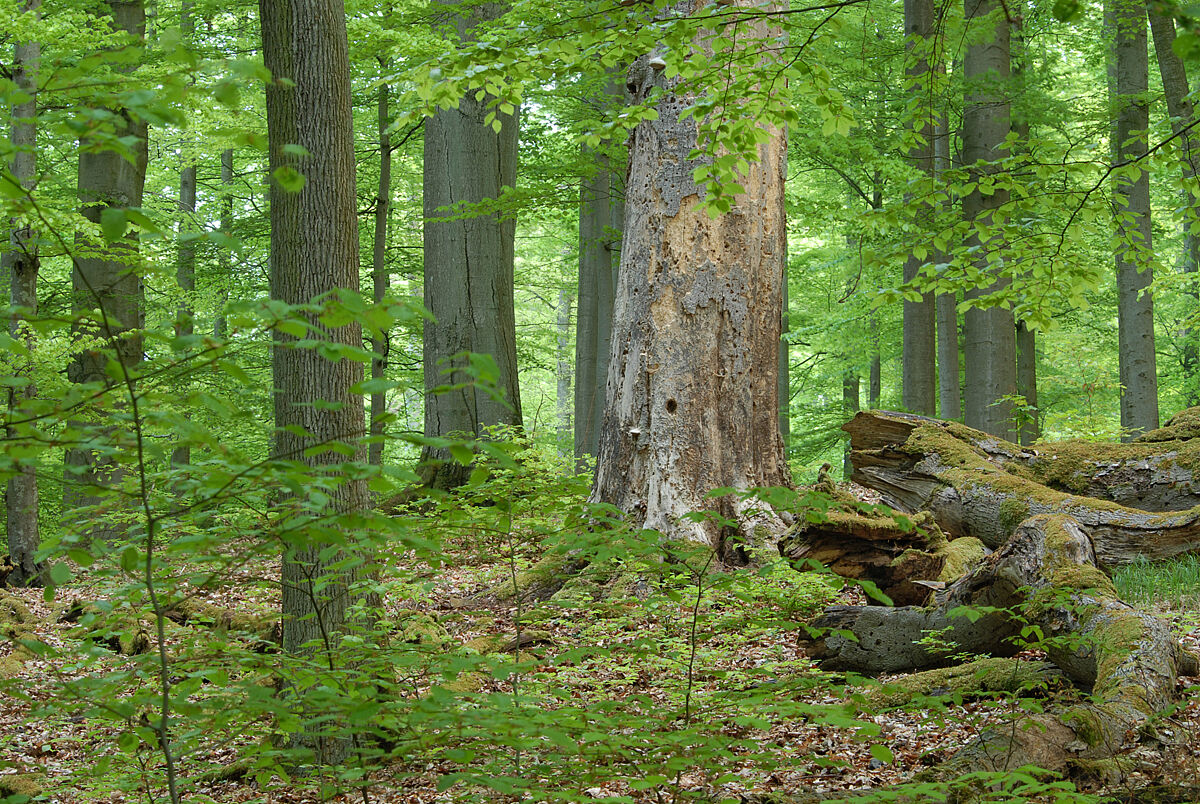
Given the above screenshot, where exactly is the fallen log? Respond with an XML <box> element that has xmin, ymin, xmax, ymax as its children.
<box><xmin>803</xmin><ymin>514</ymin><xmax>1197</xmax><ymax>780</ymax></box>
<box><xmin>842</xmin><ymin>410</ymin><xmax>1200</xmax><ymax>565</ymax></box>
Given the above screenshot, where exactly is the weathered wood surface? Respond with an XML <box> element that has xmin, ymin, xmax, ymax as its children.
<box><xmin>804</xmin><ymin>514</ymin><xmax>1197</xmax><ymax>778</ymax></box>
<box><xmin>843</xmin><ymin>409</ymin><xmax>1200</xmax><ymax>565</ymax></box>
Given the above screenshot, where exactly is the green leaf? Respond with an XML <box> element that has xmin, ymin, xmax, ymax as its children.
<box><xmin>120</xmin><ymin>546</ymin><xmax>140</xmax><ymax>573</ymax></box>
<box><xmin>100</xmin><ymin>207</ymin><xmax>128</xmax><ymax>243</ymax></box>
<box><xmin>48</xmin><ymin>562</ymin><xmax>72</xmax><ymax>586</ymax></box>
<box><xmin>273</xmin><ymin>166</ymin><xmax>306</xmax><ymax>193</ymax></box>
<box><xmin>869</xmin><ymin>743</ymin><xmax>894</xmax><ymax>764</ymax></box>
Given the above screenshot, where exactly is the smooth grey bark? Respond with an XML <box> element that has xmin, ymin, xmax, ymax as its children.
<box><xmin>868</xmin><ymin>316</ymin><xmax>881</xmax><ymax>408</ymax></box>
<box><xmin>901</xmin><ymin>0</ymin><xmax>936</xmax><ymax>416</ymax></box>
<box><xmin>934</xmin><ymin>120</ymin><xmax>961</xmax><ymax>420</ymax></box>
<box><xmin>260</xmin><ymin>0</ymin><xmax>366</xmax><ymax>765</ymax></box>
<box><xmin>63</xmin><ymin>0</ymin><xmax>148</xmax><ymax>540</ymax></box>
<box><xmin>574</xmin><ymin>77</ymin><xmax>623</xmax><ymax>466</ymax></box>
<box><xmin>421</xmin><ymin>1</ymin><xmax>521</xmax><ymax>490</ymax></box>
<box><xmin>213</xmin><ymin>148</ymin><xmax>233</xmax><ymax>340</ymax></box>
<box><xmin>369</xmin><ymin>79</ymin><xmax>391</xmax><ymax>467</ymax></box>
<box><xmin>592</xmin><ymin>22</ymin><xmax>791</xmax><ymax>550</ymax></box>
<box><xmin>1112</xmin><ymin>0</ymin><xmax>1159</xmax><ymax>439</ymax></box>
<box><xmin>5</xmin><ymin>8</ymin><xmax>42</xmax><ymax>587</ymax></box>
<box><xmin>1015</xmin><ymin>320</ymin><xmax>1039</xmax><ymax>444</ymax></box>
<box><xmin>172</xmin><ymin>0</ymin><xmax>196</xmax><ymax>471</ymax></box>
<box><xmin>842</xmin><ymin>371</ymin><xmax>860</xmax><ymax>480</ymax></box>
<box><xmin>961</xmin><ymin>0</ymin><xmax>1016</xmax><ymax>440</ymax></box>
<box><xmin>557</xmin><ymin>288</ymin><xmax>572</xmax><ymax>449</ymax></box>
<box><xmin>1149</xmin><ymin>10</ymin><xmax>1200</xmax><ymax>405</ymax></box>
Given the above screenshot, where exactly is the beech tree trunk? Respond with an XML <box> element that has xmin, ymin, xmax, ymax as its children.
<box><xmin>1149</xmin><ymin>9</ymin><xmax>1200</xmax><ymax>406</ymax></box>
<box><xmin>575</xmin><ymin>75</ymin><xmax>623</xmax><ymax>466</ymax></box>
<box><xmin>1015</xmin><ymin>319</ymin><xmax>1038</xmax><ymax>444</ymax></box>
<box><xmin>213</xmin><ymin>148</ymin><xmax>233</xmax><ymax>340</ymax></box>
<box><xmin>5</xmin><ymin>8</ymin><xmax>42</xmax><ymax>587</ymax></box>
<box><xmin>1112</xmin><ymin>0</ymin><xmax>1159</xmax><ymax>439</ymax></box>
<box><xmin>369</xmin><ymin>78</ymin><xmax>391</xmax><ymax>468</ymax></box>
<box><xmin>172</xmin><ymin>0</ymin><xmax>196</xmax><ymax>470</ymax></box>
<box><xmin>421</xmin><ymin>0</ymin><xmax>521</xmax><ymax>489</ymax></box>
<box><xmin>260</xmin><ymin>0</ymin><xmax>366</xmax><ymax>765</ymax></box>
<box><xmin>842</xmin><ymin>371</ymin><xmax>860</xmax><ymax>479</ymax></box>
<box><xmin>901</xmin><ymin>0</ymin><xmax>936</xmax><ymax>417</ymax></box>
<box><xmin>592</xmin><ymin>9</ymin><xmax>790</xmax><ymax>551</ymax></box>
<box><xmin>64</xmin><ymin>0</ymin><xmax>148</xmax><ymax>541</ymax></box>
<box><xmin>961</xmin><ymin>0</ymin><xmax>1016</xmax><ymax>440</ymax></box>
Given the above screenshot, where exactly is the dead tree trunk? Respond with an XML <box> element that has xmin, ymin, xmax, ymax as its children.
<box><xmin>842</xmin><ymin>409</ymin><xmax>1200</xmax><ymax>564</ymax></box>
<box><xmin>802</xmin><ymin>514</ymin><xmax>1197</xmax><ymax>777</ymax></box>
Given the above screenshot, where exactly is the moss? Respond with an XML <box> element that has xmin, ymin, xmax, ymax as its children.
<box><xmin>0</xmin><ymin>773</ymin><xmax>42</xmax><ymax>797</ymax></box>
<box><xmin>1067</xmin><ymin>756</ymin><xmax>1132</xmax><ymax>785</ymax></box>
<box><xmin>863</xmin><ymin>657</ymin><xmax>1055</xmax><ymax>709</ymax></box>
<box><xmin>395</xmin><ymin>611</ymin><xmax>450</xmax><ymax>647</ymax></box>
<box><xmin>490</xmin><ymin>553</ymin><xmax>577</xmax><ymax>603</ymax></box>
<box><xmin>1137</xmin><ymin>406</ymin><xmax>1200</xmax><ymax>442</ymax></box>
<box><xmin>1061</xmin><ymin>706</ymin><xmax>1107</xmax><ymax>747</ymax></box>
<box><xmin>998</xmin><ymin>498</ymin><xmax>1032</xmax><ymax>533</ymax></box>
<box><xmin>938</xmin><ymin>538</ymin><xmax>987</xmax><ymax>583</ymax></box>
<box><xmin>0</xmin><ymin>591</ymin><xmax>32</xmax><ymax>633</ymax></box>
<box><xmin>462</xmin><ymin>634</ymin><xmax>509</xmax><ymax>654</ymax></box>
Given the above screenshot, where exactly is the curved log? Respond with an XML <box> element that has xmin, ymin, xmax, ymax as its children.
<box><xmin>805</xmin><ymin>514</ymin><xmax>1197</xmax><ymax>779</ymax></box>
<box><xmin>844</xmin><ymin>410</ymin><xmax>1200</xmax><ymax>565</ymax></box>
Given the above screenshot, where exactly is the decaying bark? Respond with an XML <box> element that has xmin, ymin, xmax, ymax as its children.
<box><xmin>843</xmin><ymin>409</ymin><xmax>1200</xmax><ymax>564</ymax></box>
<box><xmin>792</xmin><ymin>409</ymin><xmax>1200</xmax><ymax>783</ymax></box>
<box><xmin>803</xmin><ymin>514</ymin><xmax>1196</xmax><ymax>777</ymax></box>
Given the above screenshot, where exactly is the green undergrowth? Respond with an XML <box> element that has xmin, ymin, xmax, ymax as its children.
<box><xmin>1112</xmin><ymin>553</ymin><xmax>1200</xmax><ymax>612</ymax></box>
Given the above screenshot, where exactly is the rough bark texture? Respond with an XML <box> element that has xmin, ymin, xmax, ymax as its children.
<box><xmin>961</xmin><ymin>0</ymin><xmax>1016</xmax><ymax>441</ymax></box>
<box><xmin>591</xmin><ymin>5</ymin><xmax>790</xmax><ymax>550</ymax></box>
<box><xmin>901</xmin><ymin>0</ymin><xmax>937</xmax><ymax>417</ymax></box>
<box><xmin>5</xmin><ymin>9</ymin><xmax>42</xmax><ymax>587</ymax></box>
<box><xmin>1149</xmin><ymin>10</ymin><xmax>1200</xmax><ymax>406</ymax></box>
<box><xmin>260</xmin><ymin>0</ymin><xmax>366</xmax><ymax>765</ymax></box>
<box><xmin>575</xmin><ymin>75</ymin><xmax>623</xmax><ymax>467</ymax></box>
<box><xmin>1113</xmin><ymin>0</ymin><xmax>1159</xmax><ymax>439</ymax></box>
<box><xmin>63</xmin><ymin>0</ymin><xmax>148</xmax><ymax>540</ymax></box>
<box><xmin>421</xmin><ymin>0</ymin><xmax>521</xmax><ymax>490</ymax></box>
<box><xmin>802</xmin><ymin>514</ymin><xmax>1196</xmax><ymax>779</ymax></box>
<box><xmin>844</xmin><ymin>409</ymin><xmax>1200</xmax><ymax>563</ymax></box>
<box><xmin>369</xmin><ymin>79</ymin><xmax>391</xmax><ymax>468</ymax></box>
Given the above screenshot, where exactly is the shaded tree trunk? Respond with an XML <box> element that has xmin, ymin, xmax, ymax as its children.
<box><xmin>64</xmin><ymin>0</ymin><xmax>148</xmax><ymax>540</ymax></box>
<box><xmin>779</xmin><ymin>277</ymin><xmax>790</xmax><ymax>444</ymax></box>
<box><xmin>369</xmin><ymin>78</ymin><xmax>391</xmax><ymax>468</ymax></box>
<box><xmin>961</xmin><ymin>0</ymin><xmax>1016</xmax><ymax>440</ymax></box>
<box><xmin>172</xmin><ymin>0</ymin><xmax>196</xmax><ymax>470</ymax></box>
<box><xmin>421</xmin><ymin>0</ymin><xmax>522</xmax><ymax>490</ymax></box>
<box><xmin>574</xmin><ymin>76</ymin><xmax>623</xmax><ymax>467</ymax></box>
<box><xmin>1149</xmin><ymin>10</ymin><xmax>1200</xmax><ymax>406</ymax></box>
<box><xmin>842</xmin><ymin>371</ymin><xmax>860</xmax><ymax>479</ymax></box>
<box><xmin>5</xmin><ymin>6</ymin><xmax>42</xmax><ymax>587</ymax></box>
<box><xmin>933</xmin><ymin>116</ymin><xmax>961</xmax><ymax>420</ymax></box>
<box><xmin>901</xmin><ymin>0</ymin><xmax>936</xmax><ymax>416</ymax></box>
<box><xmin>1112</xmin><ymin>0</ymin><xmax>1159</xmax><ymax>438</ymax></box>
<box><xmin>260</xmin><ymin>0</ymin><xmax>366</xmax><ymax>765</ymax></box>
<box><xmin>592</xmin><ymin>15</ymin><xmax>790</xmax><ymax>551</ymax></box>
<box><xmin>213</xmin><ymin>148</ymin><xmax>233</xmax><ymax>340</ymax></box>
<box><xmin>868</xmin><ymin>315</ymin><xmax>881</xmax><ymax>408</ymax></box>
<box><xmin>557</xmin><ymin>288</ymin><xmax>572</xmax><ymax>450</ymax></box>
<box><xmin>1016</xmin><ymin>319</ymin><xmax>1038</xmax><ymax>444</ymax></box>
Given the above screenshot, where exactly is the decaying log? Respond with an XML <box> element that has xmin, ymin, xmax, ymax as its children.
<box><xmin>803</xmin><ymin>514</ymin><xmax>1198</xmax><ymax>779</ymax></box>
<box><xmin>843</xmin><ymin>409</ymin><xmax>1200</xmax><ymax>565</ymax></box>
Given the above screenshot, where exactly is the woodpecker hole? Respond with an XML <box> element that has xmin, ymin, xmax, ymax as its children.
<box><xmin>666</xmin><ymin>399</ymin><xmax>677</xmax><ymax>413</ymax></box>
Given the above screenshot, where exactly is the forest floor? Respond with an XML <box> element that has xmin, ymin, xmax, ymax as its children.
<box><xmin>3</xmin><ymin>480</ymin><xmax>1200</xmax><ymax>803</ymax></box>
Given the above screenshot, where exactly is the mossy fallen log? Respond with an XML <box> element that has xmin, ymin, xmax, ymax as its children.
<box><xmin>843</xmin><ymin>410</ymin><xmax>1200</xmax><ymax>564</ymax></box>
<box><xmin>805</xmin><ymin>514</ymin><xmax>1198</xmax><ymax>781</ymax></box>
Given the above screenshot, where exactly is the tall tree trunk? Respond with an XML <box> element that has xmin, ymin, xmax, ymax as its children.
<box><xmin>213</xmin><ymin>148</ymin><xmax>233</xmax><ymax>340</ymax></box>
<box><xmin>869</xmin><ymin>315</ymin><xmax>881</xmax><ymax>408</ymax></box>
<box><xmin>260</xmin><ymin>0</ymin><xmax>366</xmax><ymax>765</ymax></box>
<box><xmin>421</xmin><ymin>0</ymin><xmax>521</xmax><ymax>489</ymax></box>
<box><xmin>842</xmin><ymin>371</ymin><xmax>860</xmax><ymax>480</ymax></box>
<box><xmin>1112</xmin><ymin>0</ymin><xmax>1159</xmax><ymax>438</ymax></box>
<box><xmin>961</xmin><ymin>0</ymin><xmax>1016</xmax><ymax>440</ymax></box>
<box><xmin>779</xmin><ymin>276</ymin><xmax>790</xmax><ymax>445</ymax></box>
<box><xmin>5</xmin><ymin>6</ymin><xmax>42</xmax><ymax>587</ymax></box>
<box><xmin>64</xmin><ymin>0</ymin><xmax>148</xmax><ymax>540</ymax></box>
<box><xmin>593</xmin><ymin>16</ymin><xmax>791</xmax><ymax>552</ymax></box>
<box><xmin>1015</xmin><ymin>319</ymin><xmax>1039</xmax><ymax>444</ymax></box>
<box><xmin>574</xmin><ymin>76</ymin><xmax>623</xmax><ymax>467</ymax></box>
<box><xmin>172</xmin><ymin>0</ymin><xmax>196</xmax><ymax>469</ymax></box>
<box><xmin>1149</xmin><ymin>10</ymin><xmax>1200</xmax><ymax>406</ymax></box>
<box><xmin>934</xmin><ymin>119</ymin><xmax>961</xmax><ymax>420</ymax></box>
<box><xmin>901</xmin><ymin>0</ymin><xmax>937</xmax><ymax>416</ymax></box>
<box><xmin>557</xmin><ymin>288</ymin><xmax>572</xmax><ymax>451</ymax></box>
<box><xmin>369</xmin><ymin>78</ymin><xmax>391</xmax><ymax>467</ymax></box>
